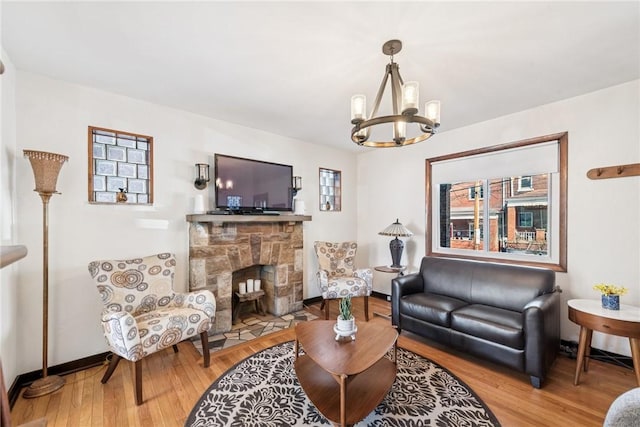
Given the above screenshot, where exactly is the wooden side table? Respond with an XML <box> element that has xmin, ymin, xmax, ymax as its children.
<box><xmin>374</xmin><ymin>265</ymin><xmax>406</xmax><ymax>276</ymax></box>
<box><xmin>232</xmin><ymin>290</ymin><xmax>266</xmax><ymax>324</ymax></box>
<box><xmin>567</xmin><ymin>299</ymin><xmax>640</xmax><ymax>386</ymax></box>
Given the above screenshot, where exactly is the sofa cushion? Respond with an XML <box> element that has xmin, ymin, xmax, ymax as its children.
<box><xmin>469</xmin><ymin>261</ymin><xmax>556</xmax><ymax>312</ymax></box>
<box><xmin>451</xmin><ymin>304</ymin><xmax>524</xmax><ymax>349</ymax></box>
<box><xmin>400</xmin><ymin>293</ymin><xmax>468</xmax><ymax>327</ymax></box>
<box><xmin>421</xmin><ymin>257</ymin><xmax>473</xmax><ymax>302</ymax></box>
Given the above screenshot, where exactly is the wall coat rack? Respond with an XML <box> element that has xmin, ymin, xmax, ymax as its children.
<box><xmin>587</xmin><ymin>163</ymin><xmax>640</xmax><ymax>180</ymax></box>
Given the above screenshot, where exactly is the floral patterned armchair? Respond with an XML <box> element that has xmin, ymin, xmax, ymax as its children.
<box><xmin>88</xmin><ymin>252</ymin><xmax>216</xmax><ymax>405</ymax></box>
<box><xmin>313</xmin><ymin>241</ymin><xmax>373</xmax><ymax>321</ymax></box>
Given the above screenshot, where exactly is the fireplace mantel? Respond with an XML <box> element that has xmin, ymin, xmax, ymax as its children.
<box><xmin>187</xmin><ymin>214</ymin><xmax>311</xmax><ymax>334</ymax></box>
<box><xmin>185</xmin><ymin>214</ymin><xmax>311</xmax><ymax>223</ymax></box>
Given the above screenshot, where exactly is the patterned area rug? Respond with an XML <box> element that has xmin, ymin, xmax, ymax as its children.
<box><xmin>185</xmin><ymin>341</ymin><xmax>501</xmax><ymax>426</ymax></box>
<box><xmin>191</xmin><ymin>310</ymin><xmax>318</xmax><ymax>355</ymax></box>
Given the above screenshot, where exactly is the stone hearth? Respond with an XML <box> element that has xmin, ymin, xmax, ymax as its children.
<box><xmin>187</xmin><ymin>214</ymin><xmax>311</xmax><ymax>334</ymax></box>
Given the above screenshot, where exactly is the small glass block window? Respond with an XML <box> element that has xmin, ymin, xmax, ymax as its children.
<box><xmin>88</xmin><ymin>126</ymin><xmax>154</xmax><ymax>204</ymax></box>
<box><xmin>319</xmin><ymin>168</ymin><xmax>341</xmax><ymax>211</ymax></box>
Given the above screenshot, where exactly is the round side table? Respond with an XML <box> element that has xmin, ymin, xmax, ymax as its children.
<box><xmin>374</xmin><ymin>266</ymin><xmax>406</xmax><ymax>276</ymax></box>
<box><xmin>567</xmin><ymin>299</ymin><xmax>640</xmax><ymax>386</ymax></box>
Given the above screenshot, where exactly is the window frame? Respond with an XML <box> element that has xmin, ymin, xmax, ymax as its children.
<box><xmin>468</xmin><ymin>185</ymin><xmax>484</xmax><ymax>200</ymax></box>
<box><xmin>319</xmin><ymin>167</ymin><xmax>342</xmax><ymax>211</ymax></box>
<box><xmin>518</xmin><ymin>211</ymin><xmax>534</xmax><ymax>228</ymax></box>
<box><xmin>518</xmin><ymin>175</ymin><xmax>533</xmax><ymax>191</ymax></box>
<box><xmin>88</xmin><ymin>126</ymin><xmax>154</xmax><ymax>205</ymax></box>
<box><xmin>425</xmin><ymin>132</ymin><xmax>567</xmax><ymax>272</ymax></box>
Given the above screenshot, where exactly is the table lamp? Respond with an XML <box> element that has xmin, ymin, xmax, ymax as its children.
<box><xmin>378</xmin><ymin>219</ymin><xmax>413</xmax><ymax>268</ymax></box>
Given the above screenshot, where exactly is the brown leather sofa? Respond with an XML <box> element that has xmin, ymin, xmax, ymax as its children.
<box><xmin>391</xmin><ymin>256</ymin><xmax>560</xmax><ymax>388</ymax></box>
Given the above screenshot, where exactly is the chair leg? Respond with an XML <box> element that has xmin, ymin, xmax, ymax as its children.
<box><xmin>324</xmin><ymin>299</ymin><xmax>330</xmax><ymax>320</ymax></box>
<box><xmin>101</xmin><ymin>353</ymin><xmax>121</xmax><ymax>384</ymax></box>
<box><xmin>134</xmin><ymin>360</ymin><xmax>143</xmax><ymax>406</ymax></box>
<box><xmin>364</xmin><ymin>295</ymin><xmax>369</xmax><ymax>321</ymax></box>
<box><xmin>200</xmin><ymin>331</ymin><xmax>210</xmax><ymax>368</ymax></box>
<box><xmin>172</xmin><ymin>344</ymin><xmax>179</xmax><ymax>353</ymax></box>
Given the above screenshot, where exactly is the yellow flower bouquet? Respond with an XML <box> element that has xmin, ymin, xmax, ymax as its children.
<box><xmin>593</xmin><ymin>283</ymin><xmax>628</xmax><ymax>296</ymax></box>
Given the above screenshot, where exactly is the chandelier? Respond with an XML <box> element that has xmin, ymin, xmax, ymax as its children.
<box><xmin>350</xmin><ymin>40</ymin><xmax>441</xmax><ymax>148</ymax></box>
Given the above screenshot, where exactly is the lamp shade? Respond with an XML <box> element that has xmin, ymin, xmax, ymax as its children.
<box><xmin>378</xmin><ymin>219</ymin><xmax>413</xmax><ymax>237</ymax></box>
<box><xmin>24</xmin><ymin>150</ymin><xmax>69</xmax><ymax>194</ymax></box>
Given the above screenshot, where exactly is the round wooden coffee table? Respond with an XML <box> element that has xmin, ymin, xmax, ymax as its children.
<box><xmin>294</xmin><ymin>320</ymin><xmax>398</xmax><ymax>426</ymax></box>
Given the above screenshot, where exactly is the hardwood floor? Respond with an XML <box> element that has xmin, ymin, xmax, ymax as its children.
<box><xmin>11</xmin><ymin>298</ymin><xmax>637</xmax><ymax>426</ymax></box>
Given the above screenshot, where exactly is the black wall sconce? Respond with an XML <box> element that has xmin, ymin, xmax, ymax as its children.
<box><xmin>292</xmin><ymin>176</ymin><xmax>302</xmax><ymax>196</ymax></box>
<box><xmin>194</xmin><ymin>163</ymin><xmax>210</xmax><ymax>189</ymax></box>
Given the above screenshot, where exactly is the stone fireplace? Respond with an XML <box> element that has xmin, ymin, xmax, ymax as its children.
<box><xmin>186</xmin><ymin>214</ymin><xmax>311</xmax><ymax>334</ymax></box>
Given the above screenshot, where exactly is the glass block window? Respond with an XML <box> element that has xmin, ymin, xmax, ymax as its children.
<box><xmin>88</xmin><ymin>126</ymin><xmax>154</xmax><ymax>204</ymax></box>
<box><xmin>319</xmin><ymin>168</ymin><xmax>341</xmax><ymax>211</ymax></box>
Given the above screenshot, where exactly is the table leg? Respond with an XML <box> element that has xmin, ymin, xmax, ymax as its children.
<box><xmin>584</xmin><ymin>329</ymin><xmax>593</xmax><ymax>372</ymax></box>
<box><xmin>232</xmin><ymin>299</ymin><xmax>241</xmax><ymax>325</ymax></box>
<box><xmin>256</xmin><ymin>297</ymin><xmax>265</xmax><ymax>316</ymax></box>
<box><xmin>340</xmin><ymin>374</ymin><xmax>347</xmax><ymax>426</ymax></box>
<box><xmin>630</xmin><ymin>337</ymin><xmax>640</xmax><ymax>386</ymax></box>
<box><xmin>574</xmin><ymin>326</ymin><xmax>590</xmax><ymax>385</ymax></box>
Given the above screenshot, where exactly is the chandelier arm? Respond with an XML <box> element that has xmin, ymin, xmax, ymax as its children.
<box><xmin>389</xmin><ymin>63</ymin><xmax>403</xmax><ymax>115</ymax></box>
<box><xmin>369</xmin><ymin>65</ymin><xmax>392</xmax><ymax>121</ymax></box>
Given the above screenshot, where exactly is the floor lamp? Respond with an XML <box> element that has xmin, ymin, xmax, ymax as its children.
<box><xmin>22</xmin><ymin>150</ymin><xmax>68</xmax><ymax>398</ymax></box>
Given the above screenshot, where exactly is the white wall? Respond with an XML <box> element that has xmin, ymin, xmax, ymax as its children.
<box><xmin>6</xmin><ymin>69</ymin><xmax>639</xmax><ymax>377</ymax></box>
<box><xmin>0</xmin><ymin>49</ymin><xmax>21</xmax><ymax>388</ymax></box>
<box><xmin>357</xmin><ymin>80</ymin><xmax>640</xmax><ymax>356</ymax></box>
<box><xmin>12</xmin><ymin>72</ymin><xmax>358</xmax><ymax>373</ymax></box>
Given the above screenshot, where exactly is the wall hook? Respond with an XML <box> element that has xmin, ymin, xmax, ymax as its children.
<box><xmin>587</xmin><ymin>163</ymin><xmax>640</xmax><ymax>180</ymax></box>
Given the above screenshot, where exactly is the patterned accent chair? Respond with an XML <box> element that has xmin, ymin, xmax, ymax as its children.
<box><xmin>313</xmin><ymin>241</ymin><xmax>373</xmax><ymax>321</ymax></box>
<box><xmin>87</xmin><ymin>252</ymin><xmax>216</xmax><ymax>405</ymax></box>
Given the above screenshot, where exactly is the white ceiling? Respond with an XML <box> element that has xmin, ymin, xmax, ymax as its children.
<box><xmin>2</xmin><ymin>1</ymin><xmax>639</xmax><ymax>152</ymax></box>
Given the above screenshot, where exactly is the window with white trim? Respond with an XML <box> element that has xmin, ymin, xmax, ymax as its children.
<box><xmin>426</xmin><ymin>133</ymin><xmax>567</xmax><ymax>271</ymax></box>
<box><xmin>518</xmin><ymin>175</ymin><xmax>533</xmax><ymax>191</ymax></box>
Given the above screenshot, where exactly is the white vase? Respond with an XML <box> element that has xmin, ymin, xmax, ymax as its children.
<box><xmin>336</xmin><ymin>316</ymin><xmax>355</xmax><ymax>332</ymax></box>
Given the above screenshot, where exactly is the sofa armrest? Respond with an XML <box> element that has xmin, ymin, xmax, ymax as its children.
<box><xmin>391</xmin><ymin>273</ymin><xmax>424</xmax><ymax>328</ymax></box>
<box><xmin>523</xmin><ymin>289</ymin><xmax>561</xmax><ymax>385</ymax></box>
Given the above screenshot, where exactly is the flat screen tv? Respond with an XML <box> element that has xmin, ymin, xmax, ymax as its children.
<box><xmin>214</xmin><ymin>154</ymin><xmax>293</xmax><ymax>212</ymax></box>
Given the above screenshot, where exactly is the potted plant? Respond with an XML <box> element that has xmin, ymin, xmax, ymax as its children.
<box><xmin>593</xmin><ymin>283</ymin><xmax>627</xmax><ymax>310</ymax></box>
<box><xmin>336</xmin><ymin>295</ymin><xmax>355</xmax><ymax>332</ymax></box>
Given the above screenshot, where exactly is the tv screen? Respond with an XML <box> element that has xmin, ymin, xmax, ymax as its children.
<box><xmin>214</xmin><ymin>154</ymin><xmax>293</xmax><ymax>212</ymax></box>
